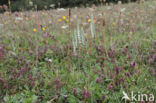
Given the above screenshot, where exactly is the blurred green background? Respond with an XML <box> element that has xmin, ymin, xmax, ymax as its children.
<box><xmin>0</xmin><ymin>0</ymin><xmax>137</xmax><ymax>12</ymax></box>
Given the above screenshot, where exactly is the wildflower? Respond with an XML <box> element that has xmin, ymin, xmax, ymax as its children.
<box><xmin>41</xmin><ymin>80</ymin><xmax>44</xmax><ymax>86</ymax></box>
<box><xmin>62</xmin><ymin>16</ymin><xmax>66</xmax><ymax>20</ymax></box>
<box><xmin>57</xmin><ymin>8</ymin><xmax>66</xmax><ymax>11</ymax></box>
<box><xmin>130</xmin><ymin>31</ymin><xmax>133</xmax><ymax>35</ymax></box>
<box><xmin>14</xmin><ymin>20</ymin><xmax>17</xmax><ymax>24</ymax></box>
<box><xmin>58</xmin><ymin>19</ymin><xmax>62</xmax><ymax>22</ymax></box>
<box><xmin>55</xmin><ymin>78</ymin><xmax>62</xmax><ymax>89</ymax></box>
<box><xmin>27</xmin><ymin>75</ymin><xmax>33</xmax><ymax>80</ymax></box>
<box><xmin>96</xmin><ymin>78</ymin><xmax>102</xmax><ymax>84</ymax></box>
<box><xmin>29</xmin><ymin>1</ymin><xmax>33</xmax><ymax>6</ymax></box>
<box><xmin>50</xmin><ymin>4</ymin><xmax>55</xmax><ymax>8</ymax></box>
<box><xmin>82</xmin><ymin>89</ymin><xmax>91</xmax><ymax>99</ymax></box>
<box><xmin>4</xmin><ymin>21</ymin><xmax>8</xmax><ymax>24</ymax></box>
<box><xmin>3</xmin><ymin>5</ymin><xmax>8</xmax><ymax>11</ymax></box>
<box><xmin>33</xmin><ymin>28</ymin><xmax>37</xmax><ymax>32</ymax></box>
<box><xmin>42</xmin><ymin>27</ymin><xmax>46</xmax><ymax>32</ymax></box>
<box><xmin>66</xmin><ymin>19</ymin><xmax>69</xmax><ymax>22</ymax></box>
<box><xmin>3</xmin><ymin>83</ymin><xmax>8</xmax><ymax>89</ymax></box>
<box><xmin>0</xmin><ymin>78</ymin><xmax>4</xmax><ymax>83</ymax></box>
<box><xmin>102</xmin><ymin>94</ymin><xmax>106</xmax><ymax>100</ymax></box>
<box><xmin>130</xmin><ymin>62</ymin><xmax>136</xmax><ymax>68</ymax></box>
<box><xmin>48</xmin><ymin>59</ymin><xmax>52</xmax><ymax>62</ymax></box>
<box><xmin>88</xmin><ymin>19</ymin><xmax>95</xmax><ymax>23</ymax></box>
<box><xmin>88</xmin><ymin>19</ymin><xmax>91</xmax><ymax>22</ymax></box>
<box><xmin>42</xmin><ymin>12</ymin><xmax>45</xmax><ymax>16</ymax></box>
<box><xmin>31</xmin><ymin>81</ymin><xmax>35</xmax><ymax>89</ymax></box>
<box><xmin>108</xmin><ymin>84</ymin><xmax>113</xmax><ymax>90</ymax></box>
<box><xmin>114</xmin><ymin>67</ymin><xmax>120</xmax><ymax>74</ymax></box>
<box><xmin>61</xmin><ymin>25</ymin><xmax>68</xmax><ymax>29</ymax></box>
<box><xmin>15</xmin><ymin>17</ymin><xmax>23</xmax><ymax>21</ymax></box>
<box><xmin>120</xmin><ymin>8</ymin><xmax>126</xmax><ymax>12</ymax></box>
<box><xmin>153</xmin><ymin>54</ymin><xmax>156</xmax><ymax>62</ymax></box>
<box><xmin>25</xmin><ymin>17</ymin><xmax>29</xmax><ymax>20</ymax></box>
<box><xmin>124</xmin><ymin>73</ymin><xmax>130</xmax><ymax>77</ymax></box>
<box><xmin>112</xmin><ymin>22</ymin><xmax>116</xmax><ymax>26</ymax></box>
<box><xmin>42</xmin><ymin>33</ymin><xmax>48</xmax><ymax>38</ymax></box>
<box><xmin>73</xmin><ymin>88</ymin><xmax>77</xmax><ymax>95</ymax></box>
<box><xmin>130</xmin><ymin>13</ymin><xmax>134</xmax><ymax>16</ymax></box>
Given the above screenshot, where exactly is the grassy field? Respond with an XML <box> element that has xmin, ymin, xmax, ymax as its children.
<box><xmin>0</xmin><ymin>0</ymin><xmax>156</xmax><ymax>103</ymax></box>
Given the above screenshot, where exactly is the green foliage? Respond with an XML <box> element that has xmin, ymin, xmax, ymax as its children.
<box><xmin>10</xmin><ymin>0</ymin><xmax>30</xmax><ymax>11</ymax></box>
<box><xmin>0</xmin><ymin>0</ymin><xmax>137</xmax><ymax>12</ymax></box>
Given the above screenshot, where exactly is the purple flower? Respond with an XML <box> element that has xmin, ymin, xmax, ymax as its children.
<box><xmin>102</xmin><ymin>94</ymin><xmax>106</xmax><ymax>100</ymax></box>
<box><xmin>0</xmin><ymin>78</ymin><xmax>4</xmax><ymax>83</ymax></box>
<box><xmin>115</xmin><ymin>67</ymin><xmax>120</xmax><ymax>74</ymax></box>
<box><xmin>55</xmin><ymin>78</ymin><xmax>62</xmax><ymax>89</ymax></box>
<box><xmin>124</xmin><ymin>73</ymin><xmax>130</xmax><ymax>77</ymax></box>
<box><xmin>42</xmin><ymin>33</ymin><xmax>48</xmax><ymax>37</ymax></box>
<box><xmin>115</xmin><ymin>81</ymin><xmax>120</xmax><ymax>86</ymax></box>
<box><xmin>41</xmin><ymin>80</ymin><xmax>44</xmax><ymax>86</ymax></box>
<box><xmin>10</xmin><ymin>75</ymin><xmax>14</xmax><ymax>80</ymax></box>
<box><xmin>31</xmin><ymin>81</ymin><xmax>35</xmax><ymax>89</ymax></box>
<box><xmin>17</xmin><ymin>72</ymin><xmax>21</xmax><ymax>78</ymax></box>
<box><xmin>3</xmin><ymin>83</ymin><xmax>8</xmax><ymax>90</ymax></box>
<box><xmin>153</xmin><ymin>54</ymin><xmax>156</xmax><ymax>62</ymax></box>
<box><xmin>82</xmin><ymin>89</ymin><xmax>91</xmax><ymax>99</ymax></box>
<box><xmin>72</xmin><ymin>88</ymin><xmax>77</xmax><ymax>95</ymax></box>
<box><xmin>147</xmin><ymin>58</ymin><xmax>153</xmax><ymax>64</ymax></box>
<box><xmin>108</xmin><ymin>85</ymin><xmax>113</xmax><ymax>90</ymax></box>
<box><xmin>130</xmin><ymin>62</ymin><xmax>136</xmax><ymax>68</ymax></box>
<box><xmin>97</xmin><ymin>70</ymin><xmax>101</xmax><ymax>76</ymax></box>
<box><xmin>96</xmin><ymin>78</ymin><xmax>102</xmax><ymax>84</ymax></box>
<box><xmin>27</xmin><ymin>75</ymin><xmax>33</xmax><ymax>80</ymax></box>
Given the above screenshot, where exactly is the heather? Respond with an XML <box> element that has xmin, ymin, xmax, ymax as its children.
<box><xmin>0</xmin><ymin>1</ymin><xmax>156</xmax><ymax>103</ymax></box>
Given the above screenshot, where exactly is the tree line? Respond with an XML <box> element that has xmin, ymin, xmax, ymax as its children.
<box><xmin>0</xmin><ymin>0</ymin><xmax>137</xmax><ymax>12</ymax></box>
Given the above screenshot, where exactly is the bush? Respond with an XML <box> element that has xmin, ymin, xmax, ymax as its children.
<box><xmin>1</xmin><ymin>0</ymin><xmax>137</xmax><ymax>12</ymax></box>
<box><xmin>10</xmin><ymin>0</ymin><xmax>30</xmax><ymax>11</ymax></box>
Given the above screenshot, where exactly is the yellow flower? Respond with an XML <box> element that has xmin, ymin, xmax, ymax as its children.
<box><xmin>130</xmin><ymin>31</ymin><xmax>133</xmax><ymax>35</ymax></box>
<box><xmin>112</xmin><ymin>22</ymin><xmax>116</xmax><ymax>26</ymax></box>
<box><xmin>88</xmin><ymin>19</ymin><xmax>95</xmax><ymax>23</ymax></box>
<box><xmin>130</xmin><ymin>13</ymin><xmax>134</xmax><ymax>17</ymax></box>
<box><xmin>42</xmin><ymin>12</ymin><xmax>45</xmax><ymax>16</ymax></box>
<box><xmin>58</xmin><ymin>19</ymin><xmax>62</xmax><ymax>22</ymax></box>
<box><xmin>14</xmin><ymin>20</ymin><xmax>17</xmax><ymax>24</ymax></box>
<box><xmin>4</xmin><ymin>21</ymin><xmax>8</xmax><ymax>24</ymax></box>
<box><xmin>25</xmin><ymin>17</ymin><xmax>29</xmax><ymax>20</ymax></box>
<box><xmin>42</xmin><ymin>27</ymin><xmax>46</xmax><ymax>32</ymax></box>
<box><xmin>62</xmin><ymin>16</ymin><xmax>66</xmax><ymax>20</ymax></box>
<box><xmin>66</xmin><ymin>19</ymin><xmax>69</xmax><ymax>22</ymax></box>
<box><xmin>88</xmin><ymin>19</ymin><xmax>91</xmax><ymax>22</ymax></box>
<box><xmin>4</xmin><ymin>12</ymin><xmax>9</xmax><ymax>15</ymax></box>
<box><xmin>33</xmin><ymin>28</ymin><xmax>37</xmax><ymax>32</ymax></box>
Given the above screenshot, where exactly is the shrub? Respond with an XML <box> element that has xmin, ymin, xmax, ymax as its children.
<box><xmin>0</xmin><ymin>0</ymin><xmax>137</xmax><ymax>12</ymax></box>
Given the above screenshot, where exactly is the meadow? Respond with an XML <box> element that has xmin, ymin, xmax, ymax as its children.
<box><xmin>0</xmin><ymin>0</ymin><xmax>156</xmax><ymax>103</ymax></box>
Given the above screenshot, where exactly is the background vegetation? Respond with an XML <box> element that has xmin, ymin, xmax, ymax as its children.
<box><xmin>0</xmin><ymin>0</ymin><xmax>137</xmax><ymax>12</ymax></box>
